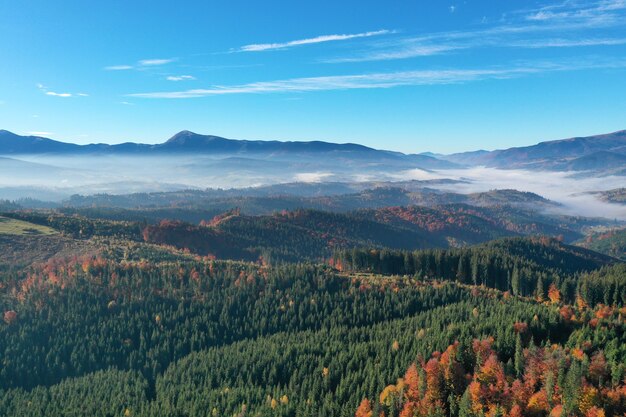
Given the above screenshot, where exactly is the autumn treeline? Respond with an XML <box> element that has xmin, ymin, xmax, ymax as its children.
<box><xmin>358</xmin><ymin>334</ymin><xmax>625</xmax><ymax>417</ymax></box>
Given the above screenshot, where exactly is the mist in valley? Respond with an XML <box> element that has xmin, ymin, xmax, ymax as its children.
<box><xmin>2</xmin><ymin>153</ymin><xmax>625</xmax><ymax>221</ymax></box>
<box><xmin>400</xmin><ymin>167</ymin><xmax>626</xmax><ymax>220</ymax></box>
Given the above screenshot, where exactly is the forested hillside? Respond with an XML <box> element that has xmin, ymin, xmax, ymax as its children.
<box><xmin>332</xmin><ymin>237</ymin><xmax>617</xmax><ymax>302</ymax></box>
<box><xmin>60</xmin><ymin>185</ymin><xmax>551</xmax><ymax>212</ymax></box>
<box><xmin>0</xmin><ymin>206</ymin><xmax>623</xmax><ymax>416</ymax></box>
<box><xmin>576</xmin><ymin>228</ymin><xmax>626</xmax><ymax>260</ymax></box>
<box><xmin>2</xmin><ymin>204</ymin><xmax>599</xmax><ymax>266</ymax></box>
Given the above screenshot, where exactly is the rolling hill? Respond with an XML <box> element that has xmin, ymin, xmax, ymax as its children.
<box><xmin>62</xmin><ymin>185</ymin><xmax>556</xmax><ymax>213</ymax></box>
<box><xmin>594</xmin><ymin>187</ymin><xmax>626</xmax><ymax>204</ymax></box>
<box><xmin>132</xmin><ymin>204</ymin><xmax>588</xmax><ymax>261</ymax></box>
<box><xmin>575</xmin><ymin>227</ymin><xmax>626</xmax><ymax>260</ymax></box>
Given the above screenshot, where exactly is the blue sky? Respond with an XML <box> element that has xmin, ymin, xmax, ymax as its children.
<box><xmin>1</xmin><ymin>0</ymin><xmax>625</xmax><ymax>153</ymax></box>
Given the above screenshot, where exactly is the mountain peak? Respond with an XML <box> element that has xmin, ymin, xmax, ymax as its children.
<box><xmin>172</xmin><ymin>130</ymin><xmax>196</xmax><ymax>137</ymax></box>
<box><xmin>166</xmin><ymin>130</ymin><xmax>197</xmax><ymax>142</ymax></box>
<box><xmin>164</xmin><ymin>130</ymin><xmax>227</xmax><ymax>146</ymax></box>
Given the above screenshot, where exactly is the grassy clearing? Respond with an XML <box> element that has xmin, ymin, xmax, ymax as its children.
<box><xmin>0</xmin><ymin>216</ymin><xmax>57</xmax><ymax>236</ymax></box>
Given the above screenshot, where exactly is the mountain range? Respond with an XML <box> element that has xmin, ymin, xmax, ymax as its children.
<box><xmin>2</xmin><ymin>128</ymin><xmax>625</xmax><ymax>174</ymax></box>
<box><xmin>444</xmin><ymin>129</ymin><xmax>626</xmax><ymax>173</ymax></box>
<box><xmin>0</xmin><ymin>129</ymin><xmax>456</xmax><ymax>169</ymax></box>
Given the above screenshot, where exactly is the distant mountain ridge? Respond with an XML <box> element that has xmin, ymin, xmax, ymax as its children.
<box><xmin>0</xmin><ymin>129</ymin><xmax>457</xmax><ymax>169</ymax></box>
<box><xmin>2</xmin><ymin>128</ymin><xmax>625</xmax><ymax>174</ymax></box>
<box><xmin>162</xmin><ymin>130</ymin><xmax>376</xmax><ymax>154</ymax></box>
<box><xmin>0</xmin><ymin>129</ymin><xmax>379</xmax><ymax>154</ymax></box>
<box><xmin>444</xmin><ymin>129</ymin><xmax>626</xmax><ymax>173</ymax></box>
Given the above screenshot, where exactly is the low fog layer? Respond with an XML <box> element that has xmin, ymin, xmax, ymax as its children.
<box><xmin>1</xmin><ymin>153</ymin><xmax>414</xmax><ymax>195</ymax></box>
<box><xmin>1</xmin><ymin>154</ymin><xmax>625</xmax><ymax>219</ymax></box>
<box><xmin>403</xmin><ymin>167</ymin><xmax>626</xmax><ymax>220</ymax></box>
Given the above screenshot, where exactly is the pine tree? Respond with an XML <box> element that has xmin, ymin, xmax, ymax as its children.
<box><xmin>456</xmin><ymin>256</ymin><xmax>468</xmax><ymax>283</ymax></box>
<box><xmin>535</xmin><ymin>274</ymin><xmax>545</xmax><ymax>301</ymax></box>
<box><xmin>563</xmin><ymin>361</ymin><xmax>583</xmax><ymax>415</ymax></box>
<box><xmin>545</xmin><ymin>371</ymin><xmax>555</xmax><ymax>409</ymax></box>
<box><xmin>511</xmin><ymin>265</ymin><xmax>520</xmax><ymax>296</ymax></box>
<box><xmin>458</xmin><ymin>388</ymin><xmax>473</xmax><ymax>417</ymax></box>
<box><xmin>448</xmin><ymin>393</ymin><xmax>459</xmax><ymax>417</ymax></box>
<box><xmin>470</xmin><ymin>254</ymin><xmax>479</xmax><ymax>286</ymax></box>
<box><xmin>514</xmin><ymin>333</ymin><xmax>524</xmax><ymax>378</ymax></box>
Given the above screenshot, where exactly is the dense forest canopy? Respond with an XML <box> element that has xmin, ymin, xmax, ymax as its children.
<box><xmin>0</xmin><ymin>204</ymin><xmax>623</xmax><ymax>416</ymax></box>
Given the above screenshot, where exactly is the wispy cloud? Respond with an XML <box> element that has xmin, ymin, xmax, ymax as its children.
<box><xmin>104</xmin><ymin>58</ymin><xmax>175</xmax><ymax>71</ymax></box>
<box><xmin>166</xmin><ymin>75</ymin><xmax>196</xmax><ymax>81</ymax></box>
<box><xmin>236</xmin><ymin>29</ymin><xmax>393</xmax><ymax>52</ymax></box>
<box><xmin>327</xmin><ymin>44</ymin><xmax>461</xmax><ymax>63</ymax></box>
<box><xmin>45</xmin><ymin>92</ymin><xmax>72</xmax><ymax>97</ymax></box>
<box><xmin>525</xmin><ymin>0</ymin><xmax>626</xmax><ymax>23</ymax></box>
<box><xmin>104</xmin><ymin>65</ymin><xmax>133</xmax><ymax>71</ymax></box>
<box><xmin>327</xmin><ymin>1</ymin><xmax>626</xmax><ymax>62</ymax></box>
<box><xmin>511</xmin><ymin>37</ymin><xmax>626</xmax><ymax>48</ymax></box>
<box><xmin>128</xmin><ymin>59</ymin><xmax>626</xmax><ymax>99</ymax></box>
<box><xmin>599</xmin><ymin>0</ymin><xmax>626</xmax><ymax>11</ymax></box>
<box><xmin>38</xmin><ymin>83</ymin><xmax>86</xmax><ymax>98</ymax></box>
<box><xmin>138</xmin><ymin>58</ymin><xmax>175</xmax><ymax>66</ymax></box>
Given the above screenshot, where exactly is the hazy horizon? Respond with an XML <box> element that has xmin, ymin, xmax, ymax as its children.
<box><xmin>2</xmin><ymin>127</ymin><xmax>626</xmax><ymax>156</ymax></box>
<box><xmin>1</xmin><ymin>152</ymin><xmax>624</xmax><ymax>220</ymax></box>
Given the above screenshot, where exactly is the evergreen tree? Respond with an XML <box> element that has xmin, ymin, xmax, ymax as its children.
<box><xmin>514</xmin><ymin>333</ymin><xmax>524</xmax><ymax>378</ymax></box>
<box><xmin>511</xmin><ymin>265</ymin><xmax>520</xmax><ymax>296</ymax></box>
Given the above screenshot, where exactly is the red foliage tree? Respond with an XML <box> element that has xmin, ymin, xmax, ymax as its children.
<box><xmin>3</xmin><ymin>310</ymin><xmax>17</xmax><ymax>325</ymax></box>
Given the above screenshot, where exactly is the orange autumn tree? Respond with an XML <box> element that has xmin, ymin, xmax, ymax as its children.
<box><xmin>368</xmin><ymin>338</ymin><xmax>626</xmax><ymax>417</ymax></box>
<box><xmin>355</xmin><ymin>398</ymin><xmax>373</xmax><ymax>417</ymax></box>
<box><xmin>468</xmin><ymin>339</ymin><xmax>512</xmax><ymax>414</ymax></box>
<box><xmin>548</xmin><ymin>284</ymin><xmax>561</xmax><ymax>304</ymax></box>
<box><xmin>395</xmin><ymin>343</ymin><xmax>465</xmax><ymax>417</ymax></box>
